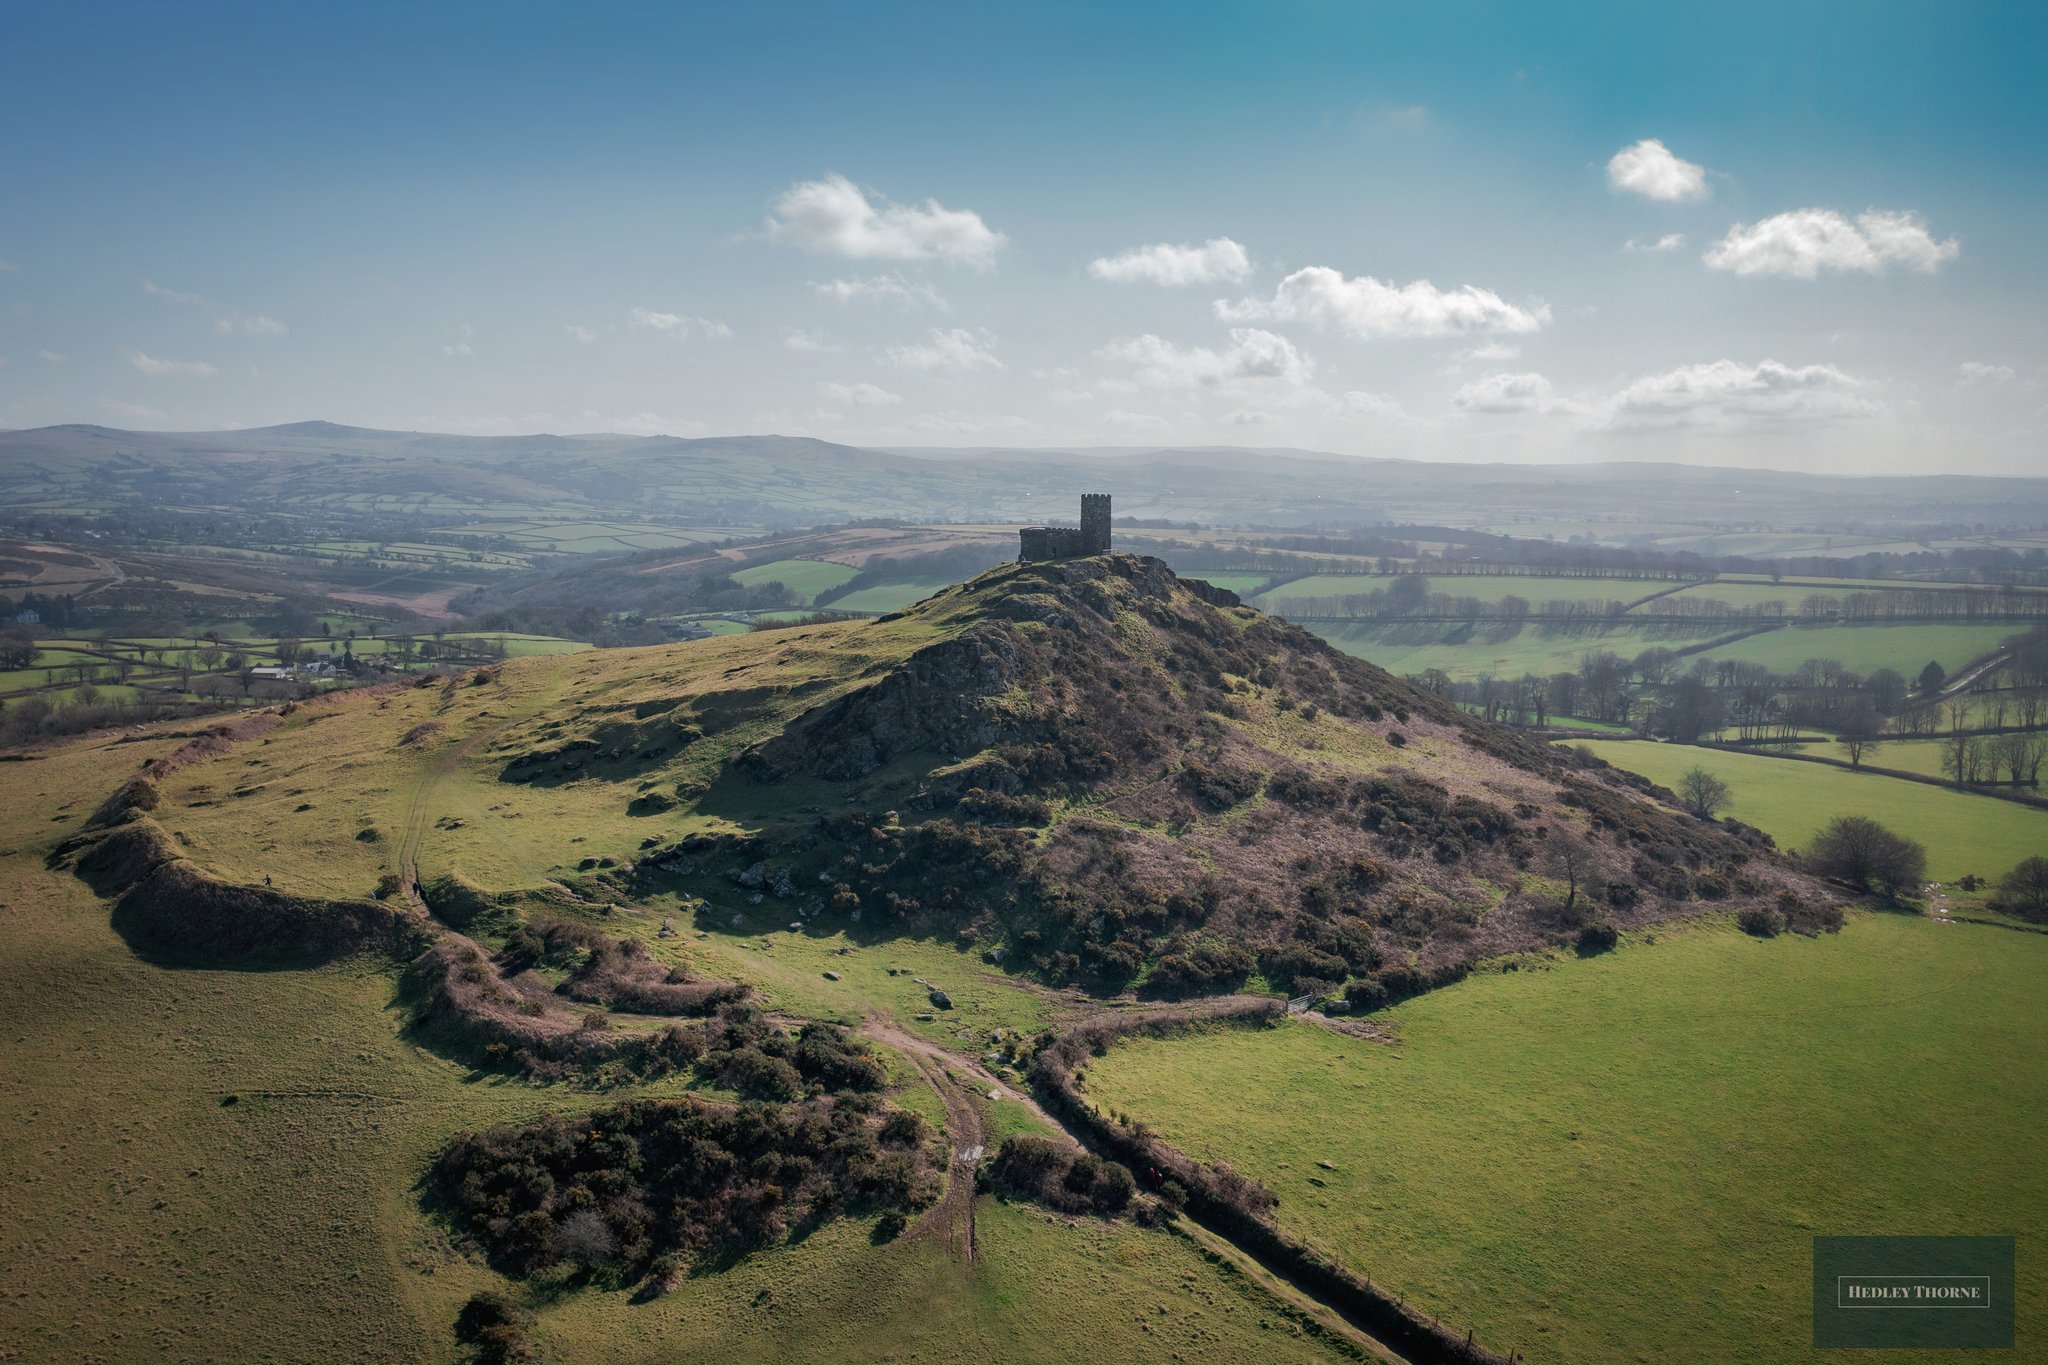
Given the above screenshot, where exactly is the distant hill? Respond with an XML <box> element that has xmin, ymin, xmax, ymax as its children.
<box><xmin>5</xmin><ymin>421</ymin><xmax>2048</xmax><ymax>532</ymax></box>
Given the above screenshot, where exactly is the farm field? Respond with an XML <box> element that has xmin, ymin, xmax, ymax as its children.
<box><xmin>1683</xmin><ymin>623</ymin><xmax>2021</xmax><ymax>676</ymax></box>
<box><xmin>1574</xmin><ymin>739</ymin><xmax>2047</xmax><ymax>881</ymax></box>
<box><xmin>731</xmin><ymin>557</ymin><xmax>861</xmax><ymax>602</ymax></box>
<box><xmin>1784</xmin><ymin>737</ymin><xmax>1956</xmax><ymax>780</ymax></box>
<box><xmin>1088</xmin><ymin>913</ymin><xmax>2048</xmax><ymax>1365</ymax></box>
<box><xmin>1312</xmin><ymin>618</ymin><xmax>2028</xmax><ymax>686</ymax></box>
<box><xmin>1313</xmin><ymin>621</ymin><xmax>1720</xmax><ymax>681</ymax></box>
<box><xmin>1256</xmin><ymin>573</ymin><xmax>1650</xmax><ymax>608</ymax></box>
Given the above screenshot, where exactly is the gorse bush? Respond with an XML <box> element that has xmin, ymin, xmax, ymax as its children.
<box><xmin>435</xmin><ymin>1094</ymin><xmax>941</xmax><ymax>1277</ymax></box>
<box><xmin>983</xmin><ymin>1136</ymin><xmax>1136</xmax><ymax>1216</ymax></box>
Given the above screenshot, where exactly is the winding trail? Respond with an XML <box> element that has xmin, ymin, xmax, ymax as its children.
<box><xmin>864</xmin><ymin>1017</ymin><xmax>988</xmax><ymax>1264</ymax></box>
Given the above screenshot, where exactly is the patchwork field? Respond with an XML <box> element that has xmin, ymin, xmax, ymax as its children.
<box><xmin>1574</xmin><ymin>740</ymin><xmax>2047</xmax><ymax>882</ymax></box>
<box><xmin>1088</xmin><ymin>914</ymin><xmax>2048</xmax><ymax>1365</ymax></box>
<box><xmin>1308</xmin><ymin>618</ymin><xmax>2026</xmax><ymax>685</ymax></box>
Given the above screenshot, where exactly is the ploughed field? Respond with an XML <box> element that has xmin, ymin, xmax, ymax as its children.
<box><xmin>1086</xmin><ymin>912</ymin><xmax>2048</xmax><ymax>1365</ymax></box>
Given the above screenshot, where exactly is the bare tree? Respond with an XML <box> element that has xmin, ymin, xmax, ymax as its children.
<box><xmin>1675</xmin><ymin>765</ymin><xmax>1733</xmax><ymax>820</ymax></box>
<box><xmin>1542</xmin><ymin>829</ymin><xmax>1595</xmax><ymax>913</ymax></box>
<box><xmin>1837</xmin><ymin>708</ymin><xmax>1884</xmax><ymax>769</ymax></box>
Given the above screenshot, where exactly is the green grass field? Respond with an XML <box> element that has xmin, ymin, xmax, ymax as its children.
<box><xmin>1685</xmin><ymin>623</ymin><xmax>2019</xmax><ymax>677</ymax></box>
<box><xmin>0</xmin><ymin>728</ymin><xmax>1367</xmax><ymax>1364</ymax></box>
<box><xmin>1089</xmin><ymin>913</ymin><xmax>2048</xmax><ymax>1365</ymax></box>
<box><xmin>1314</xmin><ymin>621</ymin><xmax>1715</xmax><ymax>681</ymax></box>
<box><xmin>1311</xmin><ymin>618</ymin><xmax>2027</xmax><ymax>688</ymax></box>
<box><xmin>830</xmin><ymin>579</ymin><xmax>954</xmax><ymax>613</ymax></box>
<box><xmin>1258</xmin><ymin>574</ymin><xmax>1644</xmax><ymax>607</ymax></box>
<box><xmin>1574</xmin><ymin>740</ymin><xmax>2046</xmax><ymax>881</ymax></box>
<box><xmin>731</xmin><ymin>558</ymin><xmax>861</xmax><ymax>603</ymax></box>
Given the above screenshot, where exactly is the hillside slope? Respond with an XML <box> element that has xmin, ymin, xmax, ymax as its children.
<box><xmin>119</xmin><ymin>552</ymin><xmax>1815</xmax><ymax>1002</ymax></box>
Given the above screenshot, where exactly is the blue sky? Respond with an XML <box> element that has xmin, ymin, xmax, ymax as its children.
<box><xmin>2</xmin><ymin>0</ymin><xmax>2042</xmax><ymax>472</ymax></box>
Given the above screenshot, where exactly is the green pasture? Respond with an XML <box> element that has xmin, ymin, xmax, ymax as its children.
<box><xmin>1259</xmin><ymin>573</ymin><xmax>1645</xmax><ymax>608</ymax></box>
<box><xmin>1685</xmin><ymin>623</ymin><xmax>2021</xmax><ymax>676</ymax></box>
<box><xmin>1574</xmin><ymin>739</ymin><xmax>2046</xmax><ymax>881</ymax></box>
<box><xmin>1316</xmin><ymin>618</ymin><xmax>2027</xmax><ymax>686</ymax></box>
<box><xmin>1315</xmin><ymin>621</ymin><xmax>1718</xmax><ymax>682</ymax></box>
<box><xmin>1089</xmin><ymin>913</ymin><xmax>2048</xmax><ymax>1365</ymax></box>
<box><xmin>0</xmin><ymin>733</ymin><xmax>1348</xmax><ymax>1365</ymax></box>
<box><xmin>830</xmin><ymin>579</ymin><xmax>954</xmax><ymax>613</ymax></box>
<box><xmin>731</xmin><ymin>558</ymin><xmax>861</xmax><ymax>603</ymax></box>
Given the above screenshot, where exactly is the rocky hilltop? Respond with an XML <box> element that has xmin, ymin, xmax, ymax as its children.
<box><xmin>519</xmin><ymin>552</ymin><xmax>1815</xmax><ymax>999</ymax></box>
<box><xmin>75</xmin><ymin>552</ymin><xmax>1826</xmax><ymax>1012</ymax></box>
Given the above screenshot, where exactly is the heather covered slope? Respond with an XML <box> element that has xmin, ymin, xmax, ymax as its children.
<box><xmin>138</xmin><ymin>552</ymin><xmax>1814</xmax><ymax>1001</ymax></box>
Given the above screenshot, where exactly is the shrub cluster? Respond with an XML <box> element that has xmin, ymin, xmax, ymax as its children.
<box><xmin>982</xmin><ymin>1135</ymin><xmax>1137</xmax><ymax>1216</ymax></box>
<box><xmin>1144</xmin><ymin>938</ymin><xmax>1254</xmax><ymax>997</ymax></box>
<box><xmin>434</xmin><ymin>1093</ymin><xmax>939</xmax><ymax>1278</ymax></box>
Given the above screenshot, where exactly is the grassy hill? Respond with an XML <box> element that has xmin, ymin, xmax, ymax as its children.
<box><xmin>9</xmin><ymin>550</ymin><xmax>1847</xmax><ymax>1361</ymax></box>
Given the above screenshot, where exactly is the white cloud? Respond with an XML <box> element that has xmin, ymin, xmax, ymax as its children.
<box><xmin>1704</xmin><ymin>209</ymin><xmax>1959</xmax><ymax>278</ymax></box>
<box><xmin>141</xmin><ymin>278</ymin><xmax>206</xmax><ymax>305</ymax></box>
<box><xmin>144</xmin><ymin>279</ymin><xmax>285</xmax><ymax>335</ymax></box>
<box><xmin>1956</xmin><ymin>361</ymin><xmax>2016</xmax><ymax>386</ymax></box>
<box><xmin>565</xmin><ymin>324</ymin><xmax>597</xmax><ymax>343</ymax></box>
<box><xmin>884</xmin><ymin>326</ymin><xmax>1003</xmax><ymax>372</ymax></box>
<box><xmin>215</xmin><ymin>314</ymin><xmax>286</xmax><ymax>336</ymax></box>
<box><xmin>1453</xmin><ymin>371</ymin><xmax>1566</xmax><ymax>415</ymax></box>
<box><xmin>39</xmin><ymin>350</ymin><xmax>64</xmax><ymax>363</ymax></box>
<box><xmin>99</xmin><ymin>398</ymin><xmax>171</xmax><ymax>424</ymax></box>
<box><xmin>1625</xmin><ymin>233</ymin><xmax>1687</xmax><ymax>254</ymax></box>
<box><xmin>900</xmin><ymin>412</ymin><xmax>1038</xmax><ymax>435</ymax></box>
<box><xmin>575</xmin><ymin>409</ymin><xmax>709</xmax><ymax>437</ymax></box>
<box><xmin>1224</xmin><ymin>408</ymin><xmax>1273</xmax><ymax>426</ymax></box>
<box><xmin>1464</xmin><ymin>341</ymin><xmax>1521</xmax><ymax>362</ymax></box>
<box><xmin>811</xmin><ymin>273</ymin><xmax>948</xmax><ymax>310</ymax></box>
<box><xmin>1104</xmin><ymin>409</ymin><xmax>1170</xmax><ymax>432</ymax></box>
<box><xmin>767</xmin><ymin>173</ymin><xmax>1006</xmax><ymax>268</ymax></box>
<box><xmin>1099</xmin><ymin>328</ymin><xmax>1312</xmax><ymax>391</ymax></box>
<box><xmin>1598</xmin><ymin>358</ymin><xmax>1876</xmax><ymax>429</ymax></box>
<box><xmin>123</xmin><ymin>348</ymin><xmax>216</xmax><ymax>378</ymax></box>
<box><xmin>441</xmin><ymin>341</ymin><xmax>475</xmax><ymax>357</ymax></box>
<box><xmin>1329</xmin><ymin>390</ymin><xmax>1428</xmax><ymax>429</ymax></box>
<box><xmin>1383</xmin><ymin>104</ymin><xmax>1430</xmax><ymax>129</ymax></box>
<box><xmin>783</xmin><ymin>327</ymin><xmax>838</xmax><ymax>352</ymax></box>
<box><xmin>1087</xmin><ymin>237</ymin><xmax>1252</xmax><ymax>287</ymax></box>
<box><xmin>628</xmin><ymin>307</ymin><xmax>731</xmax><ymax>338</ymax></box>
<box><xmin>1606</xmin><ymin>139</ymin><xmax>1710</xmax><ymax>202</ymax></box>
<box><xmin>1218</xmin><ymin>266</ymin><xmax>1547</xmax><ymax>339</ymax></box>
<box><xmin>820</xmin><ymin>380</ymin><xmax>903</xmax><ymax>406</ymax></box>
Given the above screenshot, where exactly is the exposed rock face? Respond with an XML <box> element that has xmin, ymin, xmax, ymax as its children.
<box><xmin>742</xmin><ymin>623</ymin><xmax>1030</xmax><ymax>780</ymax></box>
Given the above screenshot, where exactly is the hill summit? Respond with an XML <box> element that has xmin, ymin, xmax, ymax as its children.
<box><xmin>83</xmin><ymin>552</ymin><xmax>1817</xmax><ymax>1009</ymax></box>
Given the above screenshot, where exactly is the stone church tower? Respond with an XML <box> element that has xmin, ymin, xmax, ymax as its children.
<box><xmin>1018</xmin><ymin>494</ymin><xmax>1112</xmax><ymax>562</ymax></box>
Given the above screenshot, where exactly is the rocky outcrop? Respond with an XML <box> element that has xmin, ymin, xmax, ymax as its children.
<box><xmin>741</xmin><ymin>622</ymin><xmax>1033</xmax><ymax>780</ymax></box>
